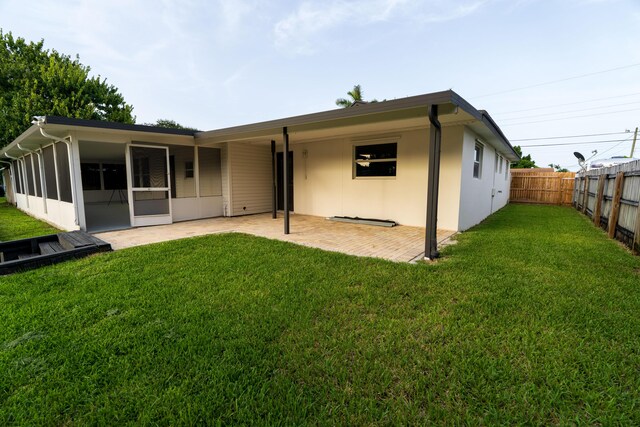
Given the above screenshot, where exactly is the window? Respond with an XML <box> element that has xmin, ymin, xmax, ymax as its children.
<box><xmin>354</xmin><ymin>142</ymin><xmax>397</xmax><ymax>178</ymax></box>
<box><xmin>185</xmin><ymin>161</ymin><xmax>194</xmax><ymax>178</ymax></box>
<box><xmin>169</xmin><ymin>146</ymin><xmax>196</xmax><ymax>198</ymax></box>
<box><xmin>499</xmin><ymin>155</ymin><xmax>503</xmax><ymax>174</ymax></box>
<box><xmin>25</xmin><ymin>154</ymin><xmax>35</xmax><ymax>196</ymax></box>
<box><xmin>133</xmin><ymin>157</ymin><xmax>151</xmax><ymax>188</ymax></box>
<box><xmin>56</xmin><ymin>143</ymin><xmax>73</xmax><ymax>203</ymax></box>
<box><xmin>103</xmin><ymin>163</ymin><xmax>127</xmax><ymax>190</ymax></box>
<box><xmin>14</xmin><ymin>161</ymin><xmax>23</xmax><ymax>194</ymax></box>
<box><xmin>505</xmin><ymin>161</ymin><xmax>509</xmax><ymax>181</ymax></box>
<box><xmin>198</xmin><ymin>147</ymin><xmax>222</xmax><ymax>196</ymax></box>
<box><xmin>473</xmin><ymin>142</ymin><xmax>483</xmax><ymax>179</ymax></box>
<box><xmin>33</xmin><ymin>154</ymin><xmax>42</xmax><ymax>197</ymax></box>
<box><xmin>43</xmin><ymin>145</ymin><xmax>58</xmax><ymax>200</ymax></box>
<box><xmin>81</xmin><ymin>163</ymin><xmax>102</xmax><ymax>190</ymax></box>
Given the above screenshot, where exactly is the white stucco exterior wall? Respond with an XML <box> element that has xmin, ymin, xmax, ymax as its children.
<box><xmin>289</xmin><ymin>127</ymin><xmax>465</xmax><ymax>229</ymax></box>
<box><xmin>458</xmin><ymin>129</ymin><xmax>511</xmax><ymax>230</ymax></box>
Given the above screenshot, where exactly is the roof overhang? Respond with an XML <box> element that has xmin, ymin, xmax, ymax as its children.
<box><xmin>0</xmin><ymin>90</ymin><xmax>519</xmax><ymax>162</ymax></box>
<box><xmin>195</xmin><ymin>90</ymin><xmax>519</xmax><ymax>161</ymax></box>
<box><xmin>0</xmin><ymin>116</ymin><xmax>195</xmax><ymax>160</ymax></box>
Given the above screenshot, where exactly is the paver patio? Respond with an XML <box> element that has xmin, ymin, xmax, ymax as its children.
<box><xmin>94</xmin><ymin>213</ymin><xmax>456</xmax><ymax>262</ymax></box>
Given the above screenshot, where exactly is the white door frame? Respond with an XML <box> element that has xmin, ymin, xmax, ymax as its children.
<box><xmin>126</xmin><ymin>143</ymin><xmax>173</xmax><ymax>227</ymax></box>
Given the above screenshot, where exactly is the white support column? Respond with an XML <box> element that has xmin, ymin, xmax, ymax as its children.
<box><xmin>8</xmin><ymin>161</ymin><xmax>16</xmax><ymax>203</ymax></box>
<box><xmin>30</xmin><ymin>154</ymin><xmax>37</xmax><ymax>197</ymax></box>
<box><xmin>69</xmin><ymin>135</ymin><xmax>86</xmax><ymax>230</ymax></box>
<box><xmin>52</xmin><ymin>142</ymin><xmax>61</xmax><ymax>201</ymax></box>
<box><xmin>194</xmin><ymin>146</ymin><xmax>200</xmax><ymax>198</ymax></box>
<box><xmin>37</xmin><ymin>149</ymin><xmax>48</xmax><ymax>214</ymax></box>
<box><xmin>22</xmin><ymin>158</ymin><xmax>30</xmax><ymax>208</ymax></box>
<box><xmin>125</xmin><ymin>142</ymin><xmax>135</xmax><ymax>225</ymax></box>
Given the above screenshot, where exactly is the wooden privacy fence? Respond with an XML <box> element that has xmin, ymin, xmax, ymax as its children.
<box><xmin>573</xmin><ymin>159</ymin><xmax>640</xmax><ymax>254</ymax></box>
<box><xmin>510</xmin><ymin>170</ymin><xmax>576</xmax><ymax>205</ymax></box>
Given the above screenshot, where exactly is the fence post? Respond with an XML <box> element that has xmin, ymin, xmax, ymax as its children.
<box><xmin>593</xmin><ymin>175</ymin><xmax>606</xmax><ymax>228</ymax></box>
<box><xmin>633</xmin><ymin>195</ymin><xmax>640</xmax><ymax>255</ymax></box>
<box><xmin>582</xmin><ymin>176</ymin><xmax>589</xmax><ymax>214</ymax></box>
<box><xmin>608</xmin><ymin>172</ymin><xmax>625</xmax><ymax>239</ymax></box>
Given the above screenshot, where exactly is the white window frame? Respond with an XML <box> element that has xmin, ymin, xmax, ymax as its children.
<box><xmin>473</xmin><ymin>142</ymin><xmax>483</xmax><ymax>179</ymax></box>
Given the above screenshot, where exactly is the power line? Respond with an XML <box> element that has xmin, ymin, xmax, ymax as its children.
<box><xmin>519</xmin><ymin>138</ymin><xmax>631</xmax><ymax>148</ymax></box>
<box><xmin>593</xmin><ymin>135</ymin><xmax>634</xmax><ymax>158</ymax></box>
<box><xmin>473</xmin><ymin>62</ymin><xmax>640</xmax><ymax>99</ymax></box>
<box><xmin>497</xmin><ymin>100</ymin><xmax>640</xmax><ymax>122</ymax></box>
<box><xmin>494</xmin><ymin>92</ymin><xmax>640</xmax><ymax>115</ymax></box>
<box><xmin>500</xmin><ymin>107</ymin><xmax>640</xmax><ymax>127</ymax></box>
<box><xmin>511</xmin><ymin>131</ymin><xmax>631</xmax><ymax>142</ymax></box>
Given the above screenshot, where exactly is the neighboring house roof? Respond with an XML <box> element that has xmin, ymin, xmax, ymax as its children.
<box><xmin>590</xmin><ymin>156</ymin><xmax>640</xmax><ymax>169</ymax></box>
<box><xmin>0</xmin><ymin>90</ymin><xmax>519</xmax><ymax>162</ymax></box>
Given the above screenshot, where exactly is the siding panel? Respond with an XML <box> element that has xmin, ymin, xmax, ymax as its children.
<box><xmin>229</xmin><ymin>144</ymin><xmax>272</xmax><ymax>216</ymax></box>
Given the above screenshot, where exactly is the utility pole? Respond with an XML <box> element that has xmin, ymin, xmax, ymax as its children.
<box><xmin>631</xmin><ymin>127</ymin><xmax>638</xmax><ymax>158</ymax></box>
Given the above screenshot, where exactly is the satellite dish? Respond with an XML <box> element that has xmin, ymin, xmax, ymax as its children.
<box><xmin>573</xmin><ymin>152</ymin><xmax>585</xmax><ymax>162</ymax></box>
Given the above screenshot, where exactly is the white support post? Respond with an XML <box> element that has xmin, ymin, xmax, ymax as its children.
<box><xmin>37</xmin><ymin>149</ymin><xmax>48</xmax><ymax>214</ymax></box>
<box><xmin>125</xmin><ymin>143</ymin><xmax>135</xmax><ymax>225</ymax></box>
<box><xmin>22</xmin><ymin>158</ymin><xmax>30</xmax><ymax>208</ymax></box>
<box><xmin>8</xmin><ymin>161</ymin><xmax>16</xmax><ymax>203</ymax></box>
<box><xmin>68</xmin><ymin>135</ymin><xmax>86</xmax><ymax>230</ymax></box>
<box><xmin>194</xmin><ymin>146</ymin><xmax>200</xmax><ymax>198</ymax></box>
<box><xmin>52</xmin><ymin>142</ymin><xmax>61</xmax><ymax>201</ymax></box>
<box><xmin>30</xmin><ymin>154</ymin><xmax>37</xmax><ymax>197</ymax></box>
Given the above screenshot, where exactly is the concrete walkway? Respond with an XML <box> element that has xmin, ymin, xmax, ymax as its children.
<box><xmin>94</xmin><ymin>213</ymin><xmax>456</xmax><ymax>262</ymax></box>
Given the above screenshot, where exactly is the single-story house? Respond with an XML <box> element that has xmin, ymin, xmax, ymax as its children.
<box><xmin>0</xmin><ymin>90</ymin><xmax>519</xmax><ymax>259</ymax></box>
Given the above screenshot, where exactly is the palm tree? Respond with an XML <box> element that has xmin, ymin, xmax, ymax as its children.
<box><xmin>335</xmin><ymin>85</ymin><xmax>364</xmax><ymax>108</ymax></box>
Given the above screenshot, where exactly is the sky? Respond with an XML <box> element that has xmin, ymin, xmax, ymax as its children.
<box><xmin>1</xmin><ymin>0</ymin><xmax>640</xmax><ymax>171</ymax></box>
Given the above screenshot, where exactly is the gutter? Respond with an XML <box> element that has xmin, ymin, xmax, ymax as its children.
<box><xmin>425</xmin><ymin>104</ymin><xmax>442</xmax><ymax>260</ymax></box>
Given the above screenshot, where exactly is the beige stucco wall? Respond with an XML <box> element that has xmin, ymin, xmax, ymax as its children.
<box><xmin>289</xmin><ymin>126</ymin><xmax>465</xmax><ymax>230</ymax></box>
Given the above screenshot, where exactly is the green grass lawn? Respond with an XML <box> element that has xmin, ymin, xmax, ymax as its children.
<box><xmin>0</xmin><ymin>197</ymin><xmax>60</xmax><ymax>241</ymax></box>
<box><xmin>1</xmin><ymin>204</ymin><xmax>639</xmax><ymax>424</ymax></box>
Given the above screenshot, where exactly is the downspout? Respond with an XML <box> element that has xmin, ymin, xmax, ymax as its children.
<box><xmin>0</xmin><ymin>159</ymin><xmax>10</xmax><ymax>193</ymax></box>
<box><xmin>4</xmin><ymin>153</ymin><xmax>20</xmax><ymax>204</ymax></box>
<box><xmin>425</xmin><ymin>104</ymin><xmax>442</xmax><ymax>260</ymax></box>
<box><xmin>0</xmin><ymin>159</ymin><xmax>14</xmax><ymax>203</ymax></box>
<box><xmin>271</xmin><ymin>140</ymin><xmax>277</xmax><ymax>219</ymax></box>
<box><xmin>283</xmin><ymin>127</ymin><xmax>290</xmax><ymax>234</ymax></box>
<box><xmin>33</xmin><ymin>117</ymin><xmax>80</xmax><ymax>226</ymax></box>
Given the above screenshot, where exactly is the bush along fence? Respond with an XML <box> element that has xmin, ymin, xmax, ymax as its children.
<box><xmin>510</xmin><ymin>170</ymin><xmax>575</xmax><ymax>205</ymax></box>
<box><xmin>573</xmin><ymin>159</ymin><xmax>640</xmax><ymax>254</ymax></box>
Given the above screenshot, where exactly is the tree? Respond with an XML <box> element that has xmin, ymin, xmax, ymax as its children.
<box><xmin>548</xmin><ymin>163</ymin><xmax>569</xmax><ymax>172</ymax></box>
<box><xmin>511</xmin><ymin>145</ymin><xmax>538</xmax><ymax>168</ymax></box>
<box><xmin>335</xmin><ymin>84</ymin><xmax>380</xmax><ymax>108</ymax></box>
<box><xmin>0</xmin><ymin>30</ymin><xmax>135</xmax><ymax>148</ymax></box>
<box><xmin>144</xmin><ymin>119</ymin><xmax>199</xmax><ymax>132</ymax></box>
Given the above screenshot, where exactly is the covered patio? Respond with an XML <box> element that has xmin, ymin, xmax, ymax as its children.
<box><xmin>94</xmin><ymin>214</ymin><xmax>456</xmax><ymax>262</ymax></box>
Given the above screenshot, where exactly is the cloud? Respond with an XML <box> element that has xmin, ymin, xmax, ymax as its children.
<box><xmin>273</xmin><ymin>0</ymin><xmax>491</xmax><ymax>54</ymax></box>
